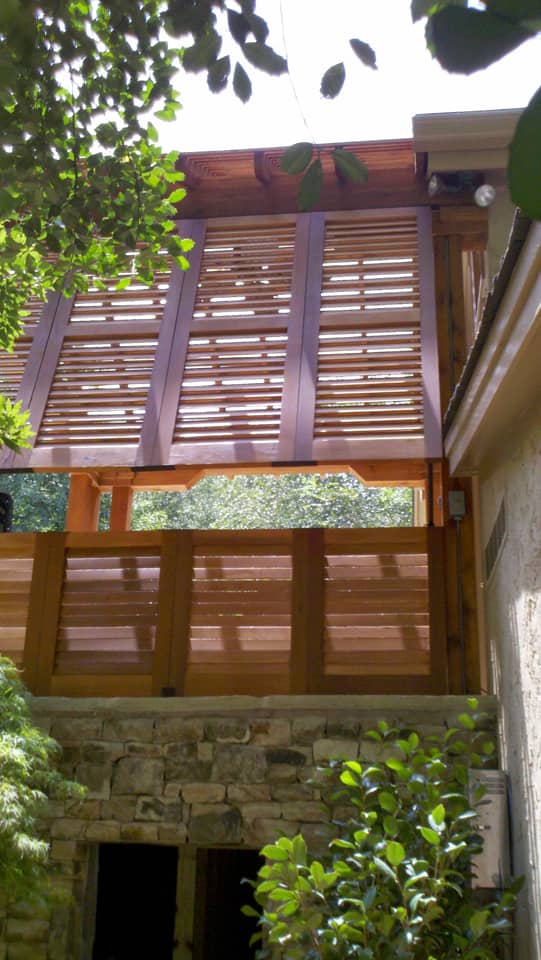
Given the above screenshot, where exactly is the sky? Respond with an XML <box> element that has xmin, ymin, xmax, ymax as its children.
<box><xmin>157</xmin><ymin>0</ymin><xmax>541</xmax><ymax>152</ymax></box>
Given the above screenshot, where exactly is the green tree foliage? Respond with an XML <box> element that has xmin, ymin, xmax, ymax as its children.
<box><xmin>0</xmin><ymin>471</ymin><xmax>412</xmax><ymax>531</ymax></box>
<box><xmin>0</xmin><ymin>657</ymin><xmax>83</xmax><ymax>902</ymax></box>
<box><xmin>252</xmin><ymin>703</ymin><xmax>522</xmax><ymax>959</ymax></box>
<box><xmin>1</xmin><ymin>0</ymin><xmax>538</xmax><ymax>447</ymax></box>
<box><xmin>129</xmin><ymin>475</ymin><xmax>413</xmax><ymax>530</ymax></box>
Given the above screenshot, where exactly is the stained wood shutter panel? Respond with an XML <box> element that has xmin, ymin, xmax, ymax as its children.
<box><xmin>313</xmin><ymin>211</ymin><xmax>424</xmax><ymax>460</ymax></box>
<box><xmin>170</xmin><ymin>217</ymin><xmax>297</xmax><ymax>464</ymax></box>
<box><xmin>184</xmin><ymin>531</ymin><xmax>293</xmax><ymax>695</ymax></box>
<box><xmin>320</xmin><ymin>528</ymin><xmax>433</xmax><ymax>690</ymax></box>
<box><xmin>54</xmin><ymin>546</ymin><xmax>161</xmax><ymax>675</ymax></box>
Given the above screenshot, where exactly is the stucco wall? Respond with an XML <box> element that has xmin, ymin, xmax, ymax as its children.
<box><xmin>0</xmin><ymin>694</ymin><xmax>496</xmax><ymax>960</ymax></box>
<box><xmin>481</xmin><ymin>401</ymin><xmax>541</xmax><ymax>959</ymax></box>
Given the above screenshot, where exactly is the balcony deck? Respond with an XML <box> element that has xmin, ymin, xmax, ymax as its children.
<box><xmin>0</xmin><ymin>526</ymin><xmax>448</xmax><ymax>697</ymax></box>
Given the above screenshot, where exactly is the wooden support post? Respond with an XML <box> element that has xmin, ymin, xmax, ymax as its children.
<box><xmin>443</xmin><ymin>476</ymin><xmax>480</xmax><ymax>694</ymax></box>
<box><xmin>426</xmin><ymin>527</ymin><xmax>448</xmax><ymax>693</ymax></box>
<box><xmin>23</xmin><ymin>533</ymin><xmax>66</xmax><ymax>695</ymax></box>
<box><xmin>109</xmin><ymin>485</ymin><xmax>133</xmax><ymax>532</ymax></box>
<box><xmin>153</xmin><ymin>531</ymin><xmax>193</xmax><ymax>696</ymax></box>
<box><xmin>65</xmin><ymin>474</ymin><xmax>100</xmax><ymax>532</ymax></box>
<box><xmin>290</xmin><ymin>528</ymin><xmax>324</xmax><ymax>694</ymax></box>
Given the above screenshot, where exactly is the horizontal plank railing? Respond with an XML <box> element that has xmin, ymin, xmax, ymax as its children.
<box><xmin>0</xmin><ymin>528</ymin><xmax>448</xmax><ymax>697</ymax></box>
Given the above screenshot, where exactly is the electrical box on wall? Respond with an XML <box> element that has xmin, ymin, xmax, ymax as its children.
<box><xmin>470</xmin><ymin>770</ymin><xmax>511</xmax><ymax>888</ymax></box>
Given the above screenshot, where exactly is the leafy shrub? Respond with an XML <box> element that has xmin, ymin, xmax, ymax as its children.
<box><xmin>0</xmin><ymin>657</ymin><xmax>83</xmax><ymax>902</ymax></box>
<box><xmin>252</xmin><ymin>701</ymin><xmax>521</xmax><ymax>959</ymax></box>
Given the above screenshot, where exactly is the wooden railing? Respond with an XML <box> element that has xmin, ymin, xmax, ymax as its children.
<box><xmin>0</xmin><ymin>527</ymin><xmax>447</xmax><ymax>697</ymax></box>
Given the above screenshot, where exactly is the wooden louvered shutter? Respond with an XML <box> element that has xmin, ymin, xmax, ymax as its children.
<box><xmin>51</xmin><ymin>538</ymin><xmax>161</xmax><ymax>695</ymax></box>
<box><xmin>0</xmin><ymin>535</ymin><xmax>35</xmax><ymax>667</ymax></box>
<box><xmin>169</xmin><ymin>216</ymin><xmax>297</xmax><ymax>465</ymax></box>
<box><xmin>183</xmin><ymin>531</ymin><xmax>293</xmax><ymax>695</ymax></box>
<box><xmin>32</xmin><ymin>270</ymin><xmax>173</xmax><ymax>460</ymax></box>
<box><xmin>312</xmin><ymin>210</ymin><xmax>426</xmax><ymax>460</ymax></box>
<box><xmin>319</xmin><ymin>528</ymin><xmax>446</xmax><ymax>693</ymax></box>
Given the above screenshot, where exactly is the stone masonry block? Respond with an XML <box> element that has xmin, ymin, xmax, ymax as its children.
<box><xmin>190</xmin><ymin>806</ymin><xmax>241</xmax><ymax>844</ymax></box>
<box><xmin>282</xmin><ymin>802</ymin><xmax>327</xmax><ymax>822</ymax></box>
<box><xmin>75</xmin><ymin>762</ymin><xmax>111</xmax><ymax>799</ymax></box>
<box><xmin>100</xmin><ymin>797</ymin><xmax>137</xmax><ymax>822</ymax></box>
<box><xmin>135</xmin><ymin>796</ymin><xmax>181</xmax><ymax>822</ymax></box>
<box><xmin>120</xmin><ymin>824</ymin><xmax>159</xmax><ymax>844</ymax></box>
<box><xmin>205</xmin><ymin>718</ymin><xmax>250</xmax><ymax>743</ymax></box>
<box><xmin>182</xmin><ymin>783</ymin><xmax>226</xmax><ymax>804</ymax></box>
<box><xmin>240</xmin><ymin>803</ymin><xmax>282</xmax><ymax>821</ymax></box>
<box><xmin>212</xmin><ymin>745</ymin><xmax>267</xmax><ymax>783</ymax></box>
<box><xmin>85</xmin><ymin>821</ymin><xmax>121</xmax><ymax>843</ymax></box>
<box><xmin>313</xmin><ymin>739</ymin><xmax>359</xmax><ymax>764</ymax></box>
<box><xmin>227</xmin><ymin>784</ymin><xmax>271</xmax><ymax>803</ymax></box>
<box><xmin>250</xmin><ymin>718</ymin><xmax>291</xmax><ymax>746</ymax></box>
<box><xmin>81</xmin><ymin>741</ymin><xmax>125</xmax><ymax>764</ymax></box>
<box><xmin>112</xmin><ymin>758</ymin><xmax>164</xmax><ymax>795</ymax></box>
<box><xmin>51</xmin><ymin>718</ymin><xmax>102</xmax><ymax>742</ymax></box>
<box><xmin>292</xmin><ymin>716</ymin><xmax>326</xmax><ymax>744</ymax></box>
<box><xmin>103</xmin><ymin>718</ymin><xmax>154</xmax><ymax>742</ymax></box>
<box><xmin>154</xmin><ymin>718</ymin><xmax>205</xmax><ymax>743</ymax></box>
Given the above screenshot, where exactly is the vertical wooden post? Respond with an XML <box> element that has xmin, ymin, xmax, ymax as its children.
<box><xmin>109</xmin><ymin>485</ymin><xmax>133</xmax><ymax>532</ymax></box>
<box><xmin>426</xmin><ymin>526</ymin><xmax>448</xmax><ymax>694</ymax></box>
<box><xmin>418</xmin><ymin>209</ymin><xmax>443</xmax><ymax>460</ymax></box>
<box><xmin>278</xmin><ymin>213</ymin><xmax>325</xmax><ymax>461</ymax></box>
<box><xmin>65</xmin><ymin>474</ymin><xmax>100</xmax><ymax>532</ymax></box>
<box><xmin>137</xmin><ymin>220</ymin><xmax>207</xmax><ymax>466</ymax></box>
<box><xmin>153</xmin><ymin>531</ymin><xmax>193</xmax><ymax>696</ymax></box>
<box><xmin>23</xmin><ymin>533</ymin><xmax>66</xmax><ymax>695</ymax></box>
<box><xmin>290</xmin><ymin>528</ymin><xmax>324</xmax><ymax>694</ymax></box>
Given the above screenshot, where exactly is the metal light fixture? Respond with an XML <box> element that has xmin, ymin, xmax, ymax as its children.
<box><xmin>427</xmin><ymin>170</ymin><xmax>495</xmax><ymax>207</ymax></box>
<box><xmin>474</xmin><ymin>183</ymin><xmax>497</xmax><ymax>208</ymax></box>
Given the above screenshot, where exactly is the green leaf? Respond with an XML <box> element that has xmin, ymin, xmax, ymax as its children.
<box><xmin>332</xmin><ymin>148</ymin><xmax>368</xmax><ymax>183</ymax></box>
<box><xmin>261</xmin><ymin>844</ymin><xmax>288</xmax><ymax>861</ymax></box>
<box><xmin>183</xmin><ymin>29</ymin><xmax>222</xmax><ymax>73</ymax></box>
<box><xmin>168</xmin><ymin>188</ymin><xmax>186</xmax><ymax>204</ymax></box>
<box><xmin>378</xmin><ymin>791</ymin><xmax>398</xmax><ymax>813</ymax></box>
<box><xmin>298</xmin><ymin>159</ymin><xmax>323</xmax><ymax>212</ymax></box>
<box><xmin>373</xmin><ymin>855</ymin><xmax>397</xmax><ymax>881</ymax></box>
<box><xmin>470</xmin><ymin>909</ymin><xmax>489</xmax><ymax>938</ymax></box>
<box><xmin>242</xmin><ymin>42</ymin><xmax>287</xmax><ymax>75</ymax></box>
<box><xmin>509</xmin><ymin>86</ymin><xmax>541</xmax><ymax>218</ymax></box>
<box><xmin>431</xmin><ymin>803</ymin><xmax>445</xmax><ymax>826</ymax></box>
<box><xmin>320</xmin><ymin>62</ymin><xmax>346</xmax><ymax>99</ymax></box>
<box><xmin>411</xmin><ymin>0</ymin><xmax>439</xmax><ymax>22</ymax></box>
<box><xmin>280</xmin><ymin>142</ymin><xmax>314</xmax><ymax>176</ymax></box>
<box><xmin>233</xmin><ymin>62</ymin><xmax>252</xmax><ymax>102</ymax></box>
<box><xmin>228</xmin><ymin>9</ymin><xmax>250</xmax><ymax>44</ymax></box>
<box><xmin>349</xmin><ymin>38</ymin><xmax>377</xmax><ymax>69</ymax></box>
<box><xmin>383</xmin><ymin>815</ymin><xmax>399</xmax><ymax>836</ymax></box>
<box><xmin>427</xmin><ymin>7</ymin><xmax>531</xmax><ymax>74</ymax></box>
<box><xmin>386</xmin><ymin>841</ymin><xmax>405</xmax><ymax>866</ymax></box>
<box><xmin>207</xmin><ymin>55</ymin><xmax>231</xmax><ymax>93</ymax></box>
<box><xmin>419</xmin><ymin>826</ymin><xmax>441</xmax><ymax>846</ymax></box>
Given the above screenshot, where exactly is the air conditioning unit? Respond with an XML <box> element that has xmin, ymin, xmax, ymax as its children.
<box><xmin>469</xmin><ymin>769</ymin><xmax>510</xmax><ymax>888</ymax></box>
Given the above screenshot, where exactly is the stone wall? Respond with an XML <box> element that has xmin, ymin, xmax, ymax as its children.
<box><xmin>480</xmin><ymin>401</ymin><xmax>541</xmax><ymax>960</ymax></box>
<box><xmin>0</xmin><ymin>694</ymin><xmax>497</xmax><ymax>960</ymax></box>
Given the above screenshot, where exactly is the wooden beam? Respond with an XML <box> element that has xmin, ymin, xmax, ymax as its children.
<box><xmin>109</xmin><ymin>485</ymin><xmax>133</xmax><ymax>532</ymax></box>
<box><xmin>137</xmin><ymin>220</ymin><xmax>207</xmax><ymax>467</ymax></box>
<box><xmin>65</xmin><ymin>474</ymin><xmax>100</xmax><ymax>532</ymax></box>
<box><xmin>24</xmin><ymin>533</ymin><xmax>66</xmax><ymax>695</ymax></box>
<box><xmin>290</xmin><ymin>528</ymin><xmax>324</xmax><ymax>694</ymax></box>
<box><xmin>278</xmin><ymin>213</ymin><xmax>325</xmax><ymax>461</ymax></box>
<box><xmin>153</xmin><ymin>531</ymin><xmax>193</xmax><ymax>696</ymax></box>
<box><xmin>418</xmin><ymin>208</ymin><xmax>443</xmax><ymax>459</ymax></box>
<box><xmin>254</xmin><ymin>150</ymin><xmax>272</xmax><ymax>184</ymax></box>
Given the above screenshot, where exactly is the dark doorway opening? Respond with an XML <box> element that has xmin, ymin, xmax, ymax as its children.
<box><xmin>193</xmin><ymin>848</ymin><xmax>262</xmax><ymax>960</ymax></box>
<box><xmin>92</xmin><ymin>843</ymin><xmax>178</xmax><ymax>960</ymax></box>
